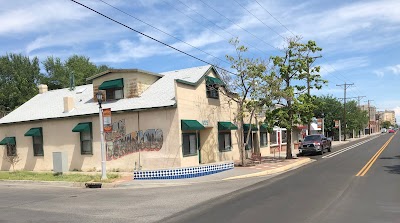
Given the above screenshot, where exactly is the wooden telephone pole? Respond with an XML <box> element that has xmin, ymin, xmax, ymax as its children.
<box><xmin>337</xmin><ymin>82</ymin><xmax>354</xmax><ymax>141</ymax></box>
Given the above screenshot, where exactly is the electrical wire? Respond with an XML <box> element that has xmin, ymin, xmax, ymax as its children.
<box><xmin>98</xmin><ymin>0</ymin><xmax>230</xmax><ymax>66</ymax></box>
<box><xmin>70</xmin><ymin>0</ymin><xmax>237</xmax><ymax>76</ymax></box>
<box><xmin>198</xmin><ymin>0</ymin><xmax>283</xmax><ymax>52</ymax></box>
<box><xmin>233</xmin><ymin>0</ymin><xmax>286</xmax><ymax>40</ymax></box>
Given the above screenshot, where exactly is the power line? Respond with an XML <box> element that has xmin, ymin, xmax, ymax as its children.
<box><xmin>198</xmin><ymin>0</ymin><xmax>282</xmax><ymax>52</ymax></box>
<box><xmin>253</xmin><ymin>0</ymin><xmax>368</xmax><ymax>98</ymax></box>
<box><xmin>70</xmin><ymin>0</ymin><xmax>236</xmax><ymax>76</ymax></box>
<box><xmin>233</xmin><ymin>0</ymin><xmax>286</xmax><ymax>40</ymax></box>
<box><xmin>97</xmin><ymin>0</ymin><xmax>230</xmax><ymax>66</ymax></box>
<box><xmin>254</xmin><ymin>0</ymin><xmax>296</xmax><ymax>36</ymax></box>
<box><xmin>167</xmin><ymin>0</ymin><xmax>270</xmax><ymax>58</ymax></box>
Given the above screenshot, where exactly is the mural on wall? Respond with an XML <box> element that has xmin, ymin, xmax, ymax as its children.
<box><xmin>105</xmin><ymin>119</ymin><xmax>163</xmax><ymax>161</ymax></box>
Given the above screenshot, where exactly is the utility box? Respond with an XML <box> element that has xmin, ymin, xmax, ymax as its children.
<box><xmin>53</xmin><ymin>152</ymin><xmax>68</xmax><ymax>173</ymax></box>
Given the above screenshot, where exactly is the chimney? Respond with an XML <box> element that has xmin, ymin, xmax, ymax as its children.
<box><xmin>63</xmin><ymin>97</ymin><xmax>74</xmax><ymax>113</ymax></box>
<box><xmin>38</xmin><ymin>84</ymin><xmax>48</xmax><ymax>94</ymax></box>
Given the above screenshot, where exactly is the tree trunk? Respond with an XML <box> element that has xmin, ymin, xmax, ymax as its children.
<box><xmin>286</xmin><ymin>78</ymin><xmax>293</xmax><ymax>159</ymax></box>
<box><xmin>238</xmin><ymin>104</ymin><xmax>246</xmax><ymax>166</ymax></box>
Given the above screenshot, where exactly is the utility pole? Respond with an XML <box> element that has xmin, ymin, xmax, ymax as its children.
<box><xmin>337</xmin><ymin>82</ymin><xmax>354</xmax><ymax>141</ymax></box>
<box><xmin>366</xmin><ymin>100</ymin><xmax>374</xmax><ymax>135</ymax></box>
<box><xmin>306</xmin><ymin>55</ymin><xmax>322</xmax><ymax>135</ymax></box>
<box><xmin>356</xmin><ymin>96</ymin><xmax>366</xmax><ymax>107</ymax></box>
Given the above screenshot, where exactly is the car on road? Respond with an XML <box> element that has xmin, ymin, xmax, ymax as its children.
<box><xmin>381</xmin><ymin>128</ymin><xmax>387</xmax><ymax>133</ymax></box>
<box><xmin>388</xmin><ymin>129</ymin><xmax>395</xmax><ymax>133</ymax></box>
<box><xmin>298</xmin><ymin>134</ymin><xmax>332</xmax><ymax>155</ymax></box>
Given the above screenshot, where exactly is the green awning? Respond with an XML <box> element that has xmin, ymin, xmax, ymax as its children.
<box><xmin>260</xmin><ymin>123</ymin><xmax>268</xmax><ymax>131</ymax></box>
<box><xmin>99</xmin><ymin>78</ymin><xmax>124</xmax><ymax>90</ymax></box>
<box><xmin>206</xmin><ymin>76</ymin><xmax>225</xmax><ymax>86</ymax></box>
<box><xmin>218</xmin><ymin>122</ymin><xmax>238</xmax><ymax>131</ymax></box>
<box><xmin>181</xmin><ymin>120</ymin><xmax>205</xmax><ymax>131</ymax></box>
<box><xmin>0</xmin><ymin>137</ymin><xmax>16</xmax><ymax>145</ymax></box>
<box><xmin>72</xmin><ymin>123</ymin><xmax>91</xmax><ymax>132</ymax></box>
<box><xmin>243</xmin><ymin>124</ymin><xmax>258</xmax><ymax>132</ymax></box>
<box><xmin>24</xmin><ymin>127</ymin><xmax>42</xmax><ymax>136</ymax></box>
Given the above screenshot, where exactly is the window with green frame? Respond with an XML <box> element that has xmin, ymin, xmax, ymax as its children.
<box><xmin>24</xmin><ymin>127</ymin><xmax>44</xmax><ymax>156</ymax></box>
<box><xmin>218</xmin><ymin>132</ymin><xmax>232</xmax><ymax>151</ymax></box>
<box><xmin>33</xmin><ymin>135</ymin><xmax>44</xmax><ymax>156</ymax></box>
<box><xmin>244</xmin><ymin>132</ymin><xmax>253</xmax><ymax>150</ymax></box>
<box><xmin>7</xmin><ymin>144</ymin><xmax>17</xmax><ymax>156</ymax></box>
<box><xmin>80</xmin><ymin>129</ymin><xmax>93</xmax><ymax>155</ymax></box>
<box><xmin>182</xmin><ymin>133</ymin><xmax>199</xmax><ymax>156</ymax></box>
<box><xmin>260</xmin><ymin>131</ymin><xmax>268</xmax><ymax>147</ymax></box>
<box><xmin>282</xmin><ymin>130</ymin><xmax>287</xmax><ymax>143</ymax></box>
<box><xmin>270</xmin><ymin>130</ymin><xmax>277</xmax><ymax>145</ymax></box>
<box><xmin>72</xmin><ymin>122</ymin><xmax>93</xmax><ymax>155</ymax></box>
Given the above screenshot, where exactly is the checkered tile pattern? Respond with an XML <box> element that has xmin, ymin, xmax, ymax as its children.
<box><xmin>133</xmin><ymin>162</ymin><xmax>234</xmax><ymax>180</ymax></box>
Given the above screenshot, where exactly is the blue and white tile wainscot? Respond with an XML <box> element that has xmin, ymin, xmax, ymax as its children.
<box><xmin>133</xmin><ymin>161</ymin><xmax>234</xmax><ymax>180</ymax></box>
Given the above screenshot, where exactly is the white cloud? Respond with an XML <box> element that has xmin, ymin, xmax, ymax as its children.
<box><xmin>319</xmin><ymin>56</ymin><xmax>369</xmax><ymax>76</ymax></box>
<box><xmin>0</xmin><ymin>1</ymin><xmax>92</xmax><ymax>35</ymax></box>
<box><xmin>373</xmin><ymin>64</ymin><xmax>400</xmax><ymax>77</ymax></box>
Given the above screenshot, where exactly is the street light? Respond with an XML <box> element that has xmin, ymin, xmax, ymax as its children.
<box><xmin>96</xmin><ymin>91</ymin><xmax>107</xmax><ymax>180</ymax></box>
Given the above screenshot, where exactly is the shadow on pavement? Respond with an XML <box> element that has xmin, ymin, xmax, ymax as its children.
<box><xmin>383</xmin><ymin>165</ymin><xmax>400</xmax><ymax>174</ymax></box>
<box><xmin>380</xmin><ymin>155</ymin><xmax>400</xmax><ymax>160</ymax></box>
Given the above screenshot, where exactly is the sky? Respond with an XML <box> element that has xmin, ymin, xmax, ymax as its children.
<box><xmin>0</xmin><ymin>0</ymin><xmax>399</xmax><ymax>124</ymax></box>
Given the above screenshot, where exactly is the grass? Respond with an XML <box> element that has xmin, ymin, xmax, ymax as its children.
<box><xmin>0</xmin><ymin>171</ymin><xmax>120</xmax><ymax>183</ymax></box>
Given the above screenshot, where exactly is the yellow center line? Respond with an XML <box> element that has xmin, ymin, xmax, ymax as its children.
<box><xmin>356</xmin><ymin>132</ymin><xmax>397</xmax><ymax>177</ymax></box>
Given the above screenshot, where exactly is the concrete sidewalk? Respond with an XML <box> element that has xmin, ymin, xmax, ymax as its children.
<box><xmin>118</xmin><ymin>157</ymin><xmax>312</xmax><ymax>188</ymax></box>
<box><xmin>331</xmin><ymin>132</ymin><xmax>381</xmax><ymax>147</ymax></box>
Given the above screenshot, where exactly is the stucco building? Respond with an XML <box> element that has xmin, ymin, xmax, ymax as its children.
<box><xmin>0</xmin><ymin>65</ymin><xmax>295</xmax><ymax>172</ymax></box>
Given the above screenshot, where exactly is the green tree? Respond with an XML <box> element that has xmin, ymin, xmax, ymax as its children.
<box><xmin>0</xmin><ymin>53</ymin><xmax>42</xmax><ymax>110</ymax></box>
<box><xmin>313</xmin><ymin>95</ymin><xmax>342</xmax><ymax>136</ymax></box>
<box><xmin>346</xmin><ymin>101</ymin><xmax>368</xmax><ymax>137</ymax></box>
<box><xmin>266</xmin><ymin>38</ymin><xmax>326</xmax><ymax>159</ymax></box>
<box><xmin>42</xmin><ymin>55</ymin><xmax>111</xmax><ymax>90</ymax></box>
<box><xmin>221</xmin><ymin>38</ymin><xmax>279</xmax><ymax>166</ymax></box>
<box><xmin>381</xmin><ymin>121</ymin><xmax>391</xmax><ymax>129</ymax></box>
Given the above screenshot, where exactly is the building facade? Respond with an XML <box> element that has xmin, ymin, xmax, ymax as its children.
<box><xmin>0</xmin><ymin>65</ymin><xmax>298</xmax><ymax>172</ymax></box>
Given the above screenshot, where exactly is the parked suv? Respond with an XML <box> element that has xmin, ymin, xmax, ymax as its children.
<box><xmin>299</xmin><ymin>134</ymin><xmax>332</xmax><ymax>155</ymax></box>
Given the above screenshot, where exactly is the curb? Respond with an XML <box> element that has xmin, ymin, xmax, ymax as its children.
<box><xmin>222</xmin><ymin>158</ymin><xmax>313</xmax><ymax>181</ymax></box>
<box><xmin>0</xmin><ymin>180</ymin><xmax>118</xmax><ymax>188</ymax></box>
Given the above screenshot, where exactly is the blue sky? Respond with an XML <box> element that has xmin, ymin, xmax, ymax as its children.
<box><xmin>1</xmin><ymin>0</ymin><xmax>399</xmax><ymax>123</ymax></box>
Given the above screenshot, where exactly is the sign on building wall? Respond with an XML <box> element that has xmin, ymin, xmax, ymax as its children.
<box><xmin>334</xmin><ymin>120</ymin><xmax>339</xmax><ymax>128</ymax></box>
<box><xmin>317</xmin><ymin>118</ymin><xmax>323</xmax><ymax>129</ymax></box>
<box><xmin>103</xmin><ymin>108</ymin><xmax>112</xmax><ymax>133</ymax></box>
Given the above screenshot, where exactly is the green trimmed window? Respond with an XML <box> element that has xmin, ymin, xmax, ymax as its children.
<box><xmin>7</xmin><ymin>144</ymin><xmax>16</xmax><ymax>156</ymax></box>
<box><xmin>0</xmin><ymin>137</ymin><xmax>17</xmax><ymax>156</ymax></box>
<box><xmin>260</xmin><ymin>123</ymin><xmax>268</xmax><ymax>147</ymax></box>
<box><xmin>72</xmin><ymin>123</ymin><xmax>93</xmax><ymax>155</ymax></box>
<box><xmin>182</xmin><ymin>133</ymin><xmax>199</xmax><ymax>156</ymax></box>
<box><xmin>206</xmin><ymin>76</ymin><xmax>222</xmax><ymax>99</ymax></box>
<box><xmin>218</xmin><ymin>132</ymin><xmax>232</xmax><ymax>152</ymax></box>
<box><xmin>282</xmin><ymin>130</ymin><xmax>287</xmax><ymax>144</ymax></box>
<box><xmin>25</xmin><ymin>128</ymin><xmax>43</xmax><ymax>156</ymax></box>
<box><xmin>260</xmin><ymin>132</ymin><xmax>268</xmax><ymax>147</ymax></box>
<box><xmin>244</xmin><ymin>132</ymin><xmax>253</xmax><ymax>150</ymax></box>
<box><xmin>33</xmin><ymin>135</ymin><xmax>44</xmax><ymax>156</ymax></box>
<box><xmin>99</xmin><ymin>79</ymin><xmax>124</xmax><ymax>100</ymax></box>
<box><xmin>270</xmin><ymin>130</ymin><xmax>278</xmax><ymax>145</ymax></box>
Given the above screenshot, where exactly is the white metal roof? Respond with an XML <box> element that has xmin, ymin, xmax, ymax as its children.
<box><xmin>0</xmin><ymin>65</ymin><xmax>212</xmax><ymax>124</ymax></box>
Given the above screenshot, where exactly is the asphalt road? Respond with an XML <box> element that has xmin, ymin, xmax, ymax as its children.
<box><xmin>0</xmin><ymin>169</ymin><xmax>277</xmax><ymax>222</ymax></box>
<box><xmin>164</xmin><ymin>132</ymin><xmax>400</xmax><ymax>223</ymax></box>
<box><xmin>0</xmin><ymin>133</ymin><xmax>397</xmax><ymax>223</ymax></box>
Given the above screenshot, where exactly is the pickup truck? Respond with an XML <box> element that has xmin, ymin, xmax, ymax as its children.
<box><xmin>298</xmin><ymin>134</ymin><xmax>332</xmax><ymax>155</ymax></box>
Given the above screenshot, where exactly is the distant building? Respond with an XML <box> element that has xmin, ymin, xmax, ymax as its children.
<box><xmin>383</xmin><ymin>110</ymin><xmax>396</xmax><ymax>125</ymax></box>
<box><xmin>360</xmin><ymin>104</ymin><xmax>377</xmax><ymax>133</ymax></box>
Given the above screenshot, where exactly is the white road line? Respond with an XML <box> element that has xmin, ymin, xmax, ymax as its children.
<box><xmin>322</xmin><ymin>135</ymin><xmax>380</xmax><ymax>159</ymax></box>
